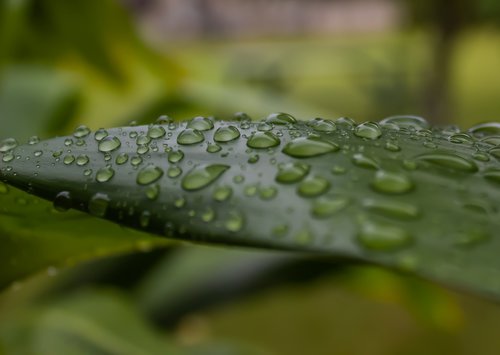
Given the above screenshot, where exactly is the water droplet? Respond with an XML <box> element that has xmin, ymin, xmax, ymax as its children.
<box><xmin>449</xmin><ymin>133</ymin><xmax>474</xmax><ymax>144</ymax></box>
<box><xmin>294</xmin><ymin>229</ymin><xmax>313</xmax><ymax>245</ymax></box>
<box><xmin>351</xmin><ymin>153</ymin><xmax>379</xmax><ymax>170</ymax></box>
<box><xmin>84</xmin><ymin>169</ymin><xmax>93</xmax><ymax>177</ymax></box>
<box><xmin>379</xmin><ymin>115</ymin><xmax>429</xmax><ymax>130</ymax></box>
<box><xmin>282</xmin><ymin>137</ymin><xmax>338</xmax><ymax>158</ymax></box>
<box><xmin>363</xmin><ymin>199</ymin><xmax>419</xmax><ymax>220</ymax></box>
<box><xmin>187</xmin><ymin>116</ymin><xmax>214</xmax><ymax>131</ymax></box>
<box><xmin>312</xmin><ymin>195</ymin><xmax>349</xmax><ymax>218</ymax></box>
<box><xmin>146</xmin><ymin>184</ymin><xmax>160</xmax><ymax>200</ymax></box>
<box><xmin>88</xmin><ymin>193</ymin><xmax>110</xmax><ymax>217</ymax></box>
<box><xmin>384</xmin><ymin>141</ymin><xmax>400</xmax><ymax>152</ymax></box>
<box><xmin>213</xmin><ymin>186</ymin><xmax>232</xmax><ymax>201</ymax></box>
<box><xmin>53</xmin><ymin>191</ymin><xmax>72</xmax><ymax>212</ymax></box>
<box><xmin>265</xmin><ymin>112</ymin><xmax>297</xmax><ymax>125</ymax></box>
<box><xmin>182</xmin><ymin>164</ymin><xmax>230</xmax><ymax>191</ymax></box>
<box><xmin>297</xmin><ymin>176</ymin><xmax>330</xmax><ymax>197</ymax></box>
<box><xmin>259</xmin><ymin>186</ymin><xmax>278</xmax><ymax>200</ymax></box>
<box><xmin>168</xmin><ymin>150</ymin><xmax>184</xmax><ymax>163</ymax></box>
<box><xmin>225</xmin><ymin>211</ymin><xmax>244</xmax><ymax>232</ymax></box>
<box><xmin>415</xmin><ymin>152</ymin><xmax>478</xmax><ymax>172</ymax></box>
<box><xmin>73</xmin><ymin>125</ymin><xmax>91</xmax><ymax>138</ymax></box>
<box><xmin>469</xmin><ymin>122</ymin><xmax>500</xmax><ymax>138</ymax></box>
<box><xmin>244</xmin><ymin>184</ymin><xmax>258</xmax><ymax>196</ymax></box>
<box><xmin>140</xmin><ymin>211</ymin><xmax>151</xmax><ymax>227</ymax></box>
<box><xmin>174</xmin><ymin>197</ymin><xmax>186</xmax><ymax>208</ymax></box>
<box><xmin>76</xmin><ymin>155</ymin><xmax>89</xmax><ymax>166</ymax></box>
<box><xmin>357</xmin><ymin>221</ymin><xmax>412</xmax><ymax>251</ymax></box>
<box><xmin>167</xmin><ymin>166</ymin><xmax>183</xmax><ymax>178</ymax></box>
<box><xmin>96</xmin><ymin>167</ymin><xmax>115</xmax><ymax>183</ymax></box>
<box><xmin>275</xmin><ymin>162</ymin><xmax>310</xmax><ymax>183</ymax></box>
<box><xmin>156</xmin><ymin>115</ymin><xmax>172</xmax><ymax>124</ymax></box>
<box><xmin>233</xmin><ymin>175</ymin><xmax>245</xmax><ymax>184</ymax></box>
<box><xmin>147</xmin><ymin>125</ymin><xmax>166</xmax><ymax>139</ymax></box>
<box><xmin>137</xmin><ymin>165</ymin><xmax>164</xmax><ymax>185</ymax></box>
<box><xmin>247</xmin><ymin>131</ymin><xmax>281</xmax><ymax>149</ymax></box>
<box><xmin>335</xmin><ymin>117</ymin><xmax>356</xmax><ymax>127</ymax></box>
<box><xmin>307</xmin><ymin>118</ymin><xmax>336</xmax><ymax>132</ymax></box>
<box><xmin>94</xmin><ymin>129</ymin><xmax>108</xmax><ymax>141</ymax></box>
<box><xmin>0</xmin><ymin>138</ymin><xmax>18</xmax><ymax>153</ymax></box>
<box><xmin>331</xmin><ymin>165</ymin><xmax>346</xmax><ymax>174</ymax></box>
<box><xmin>177</xmin><ymin>129</ymin><xmax>204</xmax><ymax>145</ymax></box>
<box><xmin>272</xmin><ymin>224</ymin><xmax>288</xmax><ymax>237</ymax></box>
<box><xmin>28</xmin><ymin>136</ymin><xmax>40</xmax><ymax>145</ymax></box>
<box><xmin>136</xmin><ymin>135</ymin><xmax>151</xmax><ymax>146</ymax></box>
<box><xmin>63</xmin><ymin>155</ymin><xmax>75</xmax><ymax>165</ymax></box>
<box><xmin>484</xmin><ymin>168</ymin><xmax>500</xmax><ymax>184</ymax></box>
<box><xmin>248</xmin><ymin>154</ymin><xmax>259</xmax><ymax>163</ymax></box>
<box><xmin>257</xmin><ymin>122</ymin><xmax>273</xmax><ymax>131</ymax></box>
<box><xmin>137</xmin><ymin>145</ymin><xmax>149</xmax><ymax>155</ymax></box>
<box><xmin>98</xmin><ymin>136</ymin><xmax>121</xmax><ymax>153</ymax></box>
<box><xmin>64</xmin><ymin>138</ymin><xmax>73</xmax><ymax>147</ymax></box>
<box><xmin>116</xmin><ymin>153</ymin><xmax>129</xmax><ymax>165</ymax></box>
<box><xmin>207</xmin><ymin>143</ymin><xmax>222</xmax><ymax>153</ymax></box>
<box><xmin>131</xmin><ymin>156</ymin><xmax>143</xmax><ymax>166</ymax></box>
<box><xmin>2</xmin><ymin>152</ymin><xmax>14</xmax><ymax>162</ymax></box>
<box><xmin>214</xmin><ymin>125</ymin><xmax>240</xmax><ymax>142</ymax></box>
<box><xmin>372</xmin><ymin>170</ymin><xmax>413</xmax><ymax>194</ymax></box>
<box><xmin>201</xmin><ymin>207</ymin><xmax>215</xmax><ymax>222</ymax></box>
<box><xmin>354</xmin><ymin>122</ymin><xmax>382</xmax><ymax>140</ymax></box>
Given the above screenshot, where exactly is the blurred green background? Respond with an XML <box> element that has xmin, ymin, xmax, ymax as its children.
<box><xmin>2</xmin><ymin>0</ymin><xmax>500</xmax><ymax>354</ymax></box>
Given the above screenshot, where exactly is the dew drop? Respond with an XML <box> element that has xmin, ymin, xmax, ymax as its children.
<box><xmin>201</xmin><ymin>207</ymin><xmax>215</xmax><ymax>222</ymax></box>
<box><xmin>177</xmin><ymin>129</ymin><xmax>205</xmax><ymax>145</ymax></box>
<box><xmin>213</xmin><ymin>186</ymin><xmax>232</xmax><ymax>201</ymax></box>
<box><xmin>96</xmin><ymin>166</ymin><xmax>115</xmax><ymax>183</ymax></box>
<box><xmin>297</xmin><ymin>176</ymin><xmax>330</xmax><ymax>197</ymax></box>
<box><xmin>468</xmin><ymin>122</ymin><xmax>500</xmax><ymax>138</ymax></box>
<box><xmin>312</xmin><ymin>195</ymin><xmax>349</xmax><ymax>218</ymax></box>
<box><xmin>187</xmin><ymin>116</ymin><xmax>214</xmax><ymax>131</ymax></box>
<box><xmin>137</xmin><ymin>165</ymin><xmax>164</xmax><ymax>185</ymax></box>
<box><xmin>76</xmin><ymin>154</ymin><xmax>89</xmax><ymax>166</ymax></box>
<box><xmin>257</xmin><ymin>122</ymin><xmax>273</xmax><ymax>132</ymax></box>
<box><xmin>259</xmin><ymin>186</ymin><xmax>278</xmax><ymax>200</ymax></box>
<box><xmin>335</xmin><ymin>117</ymin><xmax>356</xmax><ymax>127</ymax></box>
<box><xmin>28</xmin><ymin>136</ymin><xmax>40</xmax><ymax>145</ymax></box>
<box><xmin>214</xmin><ymin>125</ymin><xmax>240</xmax><ymax>142</ymax></box>
<box><xmin>363</xmin><ymin>199</ymin><xmax>419</xmax><ymax>220</ymax></box>
<box><xmin>94</xmin><ymin>129</ymin><xmax>108</xmax><ymax>141</ymax></box>
<box><xmin>88</xmin><ymin>193</ymin><xmax>110</xmax><ymax>217</ymax></box>
<box><xmin>351</xmin><ymin>153</ymin><xmax>379</xmax><ymax>170</ymax></box>
<box><xmin>275</xmin><ymin>162</ymin><xmax>310</xmax><ymax>183</ymax></box>
<box><xmin>98</xmin><ymin>136</ymin><xmax>121</xmax><ymax>153</ymax></box>
<box><xmin>207</xmin><ymin>143</ymin><xmax>222</xmax><ymax>153</ymax></box>
<box><xmin>354</xmin><ymin>122</ymin><xmax>382</xmax><ymax>140</ymax></box>
<box><xmin>131</xmin><ymin>156</ymin><xmax>143</xmax><ymax>166</ymax></box>
<box><xmin>248</xmin><ymin>154</ymin><xmax>259</xmax><ymax>164</ymax></box>
<box><xmin>225</xmin><ymin>211</ymin><xmax>244</xmax><ymax>232</ymax></box>
<box><xmin>384</xmin><ymin>141</ymin><xmax>400</xmax><ymax>152</ymax></box>
<box><xmin>2</xmin><ymin>152</ymin><xmax>14</xmax><ymax>162</ymax></box>
<box><xmin>294</xmin><ymin>229</ymin><xmax>313</xmax><ymax>245</ymax></box>
<box><xmin>357</xmin><ymin>221</ymin><xmax>412</xmax><ymax>251</ymax></box>
<box><xmin>247</xmin><ymin>131</ymin><xmax>281</xmax><ymax>149</ymax></box>
<box><xmin>265</xmin><ymin>112</ymin><xmax>297</xmax><ymax>125</ymax></box>
<box><xmin>167</xmin><ymin>166</ymin><xmax>183</xmax><ymax>178</ymax></box>
<box><xmin>454</xmin><ymin>229</ymin><xmax>490</xmax><ymax>248</ymax></box>
<box><xmin>307</xmin><ymin>118</ymin><xmax>336</xmax><ymax>132</ymax></box>
<box><xmin>53</xmin><ymin>191</ymin><xmax>72</xmax><ymax>212</ymax></box>
<box><xmin>73</xmin><ymin>125</ymin><xmax>91</xmax><ymax>138</ymax></box>
<box><xmin>116</xmin><ymin>153</ymin><xmax>129</xmax><ymax>165</ymax></box>
<box><xmin>168</xmin><ymin>150</ymin><xmax>184</xmax><ymax>163</ymax></box>
<box><xmin>244</xmin><ymin>184</ymin><xmax>258</xmax><ymax>196</ymax></box>
<box><xmin>415</xmin><ymin>152</ymin><xmax>478</xmax><ymax>172</ymax></box>
<box><xmin>0</xmin><ymin>138</ymin><xmax>18</xmax><ymax>153</ymax></box>
<box><xmin>449</xmin><ymin>133</ymin><xmax>474</xmax><ymax>144</ymax></box>
<box><xmin>136</xmin><ymin>135</ymin><xmax>151</xmax><ymax>146</ymax></box>
<box><xmin>34</xmin><ymin>150</ymin><xmax>43</xmax><ymax>157</ymax></box>
<box><xmin>379</xmin><ymin>115</ymin><xmax>429</xmax><ymax>130</ymax></box>
<box><xmin>182</xmin><ymin>164</ymin><xmax>230</xmax><ymax>191</ymax></box>
<box><xmin>145</xmin><ymin>184</ymin><xmax>160</xmax><ymax>200</ymax></box>
<box><xmin>147</xmin><ymin>125</ymin><xmax>166</xmax><ymax>139</ymax></box>
<box><xmin>282</xmin><ymin>137</ymin><xmax>338</xmax><ymax>158</ymax></box>
<box><xmin>372</xmin><ymin>170</ymin><xmax>413</xmax><ymax>194</ymax></box>
<box><xmin>63</xmin><ymin>155</ymin><xmax>75</xmax><ymax>165</ymax></box>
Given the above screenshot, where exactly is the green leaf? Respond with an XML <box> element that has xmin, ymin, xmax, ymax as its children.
<box><xmin>2</xmin><ymin>114</ymin><xmax>500</xmax><ymax>299</ymax></box>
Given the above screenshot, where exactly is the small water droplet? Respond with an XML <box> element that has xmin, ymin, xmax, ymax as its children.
<box><xmin>372</xmin><ymin>170</ymin><xmax>413</xmax><ymax>194</ymax></box>
<box><xmin>116</xmin><ymin>153</ymin><xmax>129</xmax><ymax>165</ymax></box>
<box><xmin>88</xmin><ymin>193</ymin><xmax>110</xmax><ymax>217</ymax></box>
<box><xmin>73</xmin><ymin>125</ymin><xmax>91</xmax><ymax>138</ymax></box>
<box><xmin>177</xmin><ymin>129</ymin><xmax>205</xmax><ymax>145</ymax></box>
<box><xmin>207</xmin><ymin>143</ymin><xmax>222</xmax><ymax>153</ymax></box>
<box><xmin>156</xmin><ymin>115</ymin><xmax>172</xmax><ymax>124</ymax></box>
<box><xmin>168</xmin><ymin>150</ymin><xmax>184</xmax><ymax>163</ymax></box>
<box><xmin>312</xmin><ymin>195</ymin><xmax>349</xmax><ymax>218</ymax></box>
<box><xmin>131</xmin><ymin>156</ymin><xmax>143</xmax><ymax>166</ymax></box>
<box><xmin>213</xmin><ymin>186</ymin><xmax>232</xmax><ymax>201</ymax></box>
<box><xmin>275</xmin><ymin>162</ymin><xmax>310</xmax><ymax>183</ymax></box>
<box><xmin>136</xmin><ymin>135</ymin><xmax>151</xmax><ymax>146</ymax></box>
<box><xmin>357</xmin><ymin>221</ymin><xmax>412</xmax><ymax>251</ymax></box>
<box><xmin>139</xmin><ymin>211</ymin><xmax>151</xmax><ymax>227</ymax></box>
<box><xmin>137</xmin><ymin>145</ymin><xmax>149</xmax><ymax>155</ymax></box>
<box><xmin>272</xmin><ymin>224</ymin><xmax>289</xmax><ymax>237</ymax></box>
<box><xmin>259</xmin><ymin>186</ymin><xmax>278</xmax><ymax>200</ymax></box>
<box><xmin>64</xmin><ymin>138</ymin><xmax>73</xmax><ymax>147</ymax></box>
<box><xmin>94</xmin><ymin>129</ymin><xmax>108</xmax><ymax>141</ymax></box>
<box><xmin>174</xmin><ymin>197</ymin><xmax>186</xmax><ymax>208</ymax></box>
<box><xmin>137</xmin><ymin>165</ymin><xmax>164</xmax><ymax>185</ymax></box>
<box><xmin>28</xmin><ymin>136</ymin><xmax>40</xmax><ymax>145</ymax></box>
<box><xmin>167</xmin><ymin>166</ymin><xmax>183</xmax><ymax>178</ymax></box>
<box><xmin>294</xmin><ymin>229</ymin><xmax>313</xmax><ymax>245</ymax></box>
<box><xmin>0</xmin><ymin>138</ymin><xmax>18</xmax><ymax>153</ymax></box>
<box><xmin>379</xmin><ymin>115</ymin><xmax>429</xmax><ymax>130</ymax></box>
<box><xmin>98</xmin><ymin>136</ymin><xmax>121</xmax><ymax>153</ymax></box>
<box><xmin>351</xmin><ymin>153</ymin><xmax>379</xmax><ymax>170</ymax></box>
<box><xmin>53</xmin><ymin>191</ymin><xmax>72</xmax><ymax>212</ymax></box>
<box><xmin>96</xmin><ymin>166</ymin><xmax>115</xmax><ymax>183</ymax></box>
<box><xmin>147</xmin><ymin>125</ymin><xmax>166</xmax><ymax>139</ymax></box>
<box><xmin>84</xmin><ymin>169</ymin><xmax>93</xmax><ymax>177</ymax></box>
<box><xmin>214</xmin><ymin>125</ymin><xmax>240</xmax><ymax>142</ymax></box>
<box><xmin>265</xmin><ymin>112</ymin><xmax>297</xmax><ymax>125</ymax></box>
<box><xmin>282</xmin><ymin>137</ymin><xmax>338</xmax><ymax>157</ymax></box>
<box><xmin>247</xmin><ymin>131</ymin><xmax>281</xmax><ymax>149</ymax></box>
<box><xmin>63</xmin><ymin>155</ymin><xmax>75</xmax><ymax>165</ymax></box>
<box><xmin>201</xmin><ymin>207</ymin><xmax>215</xmax><ymax>222</ymax></box>
<box><xmin>363</xmin><ymin>199</ymin><xmax>419</xmax><ymax>220</ymax></box>
<box><xmin>257</xmin><ymin>122</ymin><xmax>273</xmax><ymax>131</ymax></box>
<box><xmin>187</xmin><ymin>116</ymin><xmax>214</xmax><ymax>131</ymax></box>
<box><xmin>297</xmin><ymin>176</ymin><xmax>330</xmax><ymax>197</ymax></box>
<box><xmin>182</xmin><ymin>164</ymin><xmax>230</xmax><ymax>191</ymax></box>
<box><xmin>354</xmin><ymin>122</ymin><xmax>382</xmax><ymax>140</ymax></box>
<box><xmin>34</xmin><ymin>150</ymin><xmax>43</xmax><ymax>157</ymax></box>
<box><xmin>146</xmin><ymin>184</ymin><xmax>160</xmax><ymax>200</ymax></box>
<box><xmin>244</xmin><ymin>184</ymin><xmax>258</xmax><ymax>196</ymax></box>
<box><xmin>76</xmin><ymin>155</ymin><xmax>89</xmax><ymax>166</ymax></box>
<box><xmin>307</xmin><ymin>118</ymin><xmax>336</xmax><ymax>132</ymax></box>
<box><xmin>248</xmin><ymin>154</ymin><xmax>259</xmax><ymax>163</ymax></box>
<box><xmin>2</xmin><ymin>152</ymin><xmax>14</xmax><ymax>162</ymax></box>
<box><xmin>225</xmin><ymin>211</ymin><xmax>244</xmax><ymax>232</ymax></box>
<box><xmin>415</xmin><ymin>152</ymin><xmax>478</xmax><ymax>172</ymax></box>
<box><xmin>335</xmin><ymin>117</ymin><xmax>356</xmax><ymax>127</ymax></box>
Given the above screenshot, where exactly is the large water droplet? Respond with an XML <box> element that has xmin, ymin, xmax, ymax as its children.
<box><xmin>94</xmin><ymin>129</ymin><xmax>108</xmax><ymax>141</ymax></box>
<box><xmin>247</xmin><ymin>131</ymin><xmax>281</xmax><ymax>149</ymax></box>
<box><xmin>354</xmin><ymin>122</ymin><xmax>382</xmax><ymax>139</ymax></box>
<box><xmin>76</xmin><ymin>155</ymin><xmax>89</xmax><ymax>166</ymax></box>
<box><xmin>96</xmin><ymin>166</ymin><xmax>115</xmax><ymax>183</ymax></box>
<box><xmin>168</xmin><ymin>150</ymin><xmax>184</xmax><ymax>163</ymax></box>
<box><xmin>357</xmin><ymin>221</ymin><xmax>412</xmax><ymax>251</ymax></box>
<box><xmin>116</xmin><ymin>153</ymin><xmax>129</xmax><ymax>165</ymax></box>
<box><xmin>0</xmin><ymin>138</ymin><xmax>18</xmax><ymax>153</ymax></box>
<box><xmin>214</xmin><ymin>126</ymin><xmax>240</xmax><ymax>142</ymax></box>
<box><xmin>182</xmin><ymin>164</ymin><xmax>230</xmax><ymax>191</ymax></box>
<box><xmin>282</xmin><ymin>137</ymin><xmax>338</xmax><ymax>158</ymax></box>
<box><xmin>167</xmin><ymin>166</ymin><xmax>183</xmax><ymax>178</ymax></box>
<box><xmin>137</xmin><ymin>165</ymin><xmax>164</xmax><ymax>185</ymax></box>
<box><xmin>73</xmin><ymin>125</ymin><xmax>91</xmax><ymax>138</ymax></box>
<box><xmin>449</xmin><ymin>133</ymin><xmax>474</xmax><ymax>144</ymax></box>
<box><xmin>88</xmin><ymin>193</ymin><xmax>110</xmax><ymax>217</ymax></box>
<box><xmin>187</xmin><ymin>116</ymin><xmax>214</xmax><ymax>131</ymax></box>
<box><xmin>468</xmin><ymin>122</ymin><xmax>500</xmax><ymax>138</ymax></box>
<box><xmin>312</xmin><ymin>195</ymin><xmax>349</xmax><ymax>218</ymax></box>
<box><xmin>63</xmin><ymin>155</ymin><xmax>75</xmax><ymax>165</ymax></box>
<box><xmin>297</xmin><ymin>175</ymin><xmax>330</xmax><ymax>197</ymax></box>
<box><xmin>98</xmin><ymin>136</ymin><xmax>121</xmax><ymax>153</ymax></box>
<box><xmin>177</xmin><ymin>129</ymin><xmax>204</xmax><ymax>145</ymax></box>
<box><xmin>275</xmin><ymin>162</ymin><xmax>310</xmax><ymax>183</ymax></box>
<box><xmin>351</xmin><ymin>153</ymin><xmax>379</xmax><ymax>170</ymax></box>
<box><xmin>415</xmin><ymin>152</ymin><xmax>478</xmax><ymax>172</ymax></box>
<box><xmin>53</xmin><ymin>191</ymin><xmax>72</xmax><ymax>212</ymax></box>
<box><xmin>147</xmin><ymin>125</ymin><xmax>166</xmax><ymax>139</ymax></box>
<box><xmin>265</xmin><ymin>112</ymin><xmax>297</xmax><ymax>125</ymax></box>
<box><xmin>379</xmin><ymin>115</ymin><xmax>429</xmax><ymax>130</ymax></box>
<box><xmin>307</xmin><ymin>118</ymin><xmax>336</xmax><ymax>132</ymax></box>
<box><xmin>363</xmin><ymin>199</ymin><xmax>419</xmax><ymax>220</ymax></box>
<box><xmin>372</xmin><ymin>170</ymin><xmax>413</xmax><ymax>194</ymax></box>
